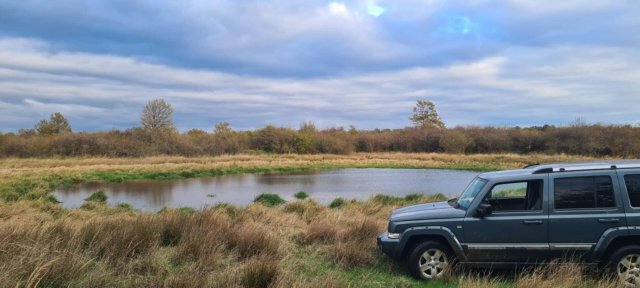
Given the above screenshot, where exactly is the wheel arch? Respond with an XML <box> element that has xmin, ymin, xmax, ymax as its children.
<box><xmin>399</xmin><ymin>226</ymin><xmax>466</xmax><ymax>261</ymax></box>
<box><xmin>598</xmin><ymin>235</ymin><xmax>640</xmax><ymax>266</ymax></box>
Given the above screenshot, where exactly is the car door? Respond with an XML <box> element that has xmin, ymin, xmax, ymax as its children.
<box><xmin>617</xmin><ymin>169</ymin><xmax>640</xmax><ymax>227</ymax></box>
<box><xmin>548</xmin><ymin>171</ymin><xmax>627</xmax><ymax>261</ymax></box>
<box><xmin>463</xmin><ymin>175</ymin><xmax>549</xmax><ymax>263</ymax></box>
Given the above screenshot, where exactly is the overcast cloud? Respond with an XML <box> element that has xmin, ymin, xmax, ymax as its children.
<box><xmin>0</xmin><ymin>0</ymin><xmax>639</xmax><ymax>132</ymax></box>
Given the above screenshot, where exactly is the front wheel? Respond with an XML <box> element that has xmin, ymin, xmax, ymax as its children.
<box><xmin>607</xmin><ymin>245</ymin><xmax>640</xmax><ymax>287</ymax></box>
<box><xmin>407</xmin><ymin>241</ymin><xmax>456</xmax><ymax>280</ymax></box>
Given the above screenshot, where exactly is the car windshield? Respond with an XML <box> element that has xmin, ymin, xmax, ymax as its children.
<box><xmin>456</xmin><ymin>177</ymin><xmax>488</xmax><ymax>209</ymax></box>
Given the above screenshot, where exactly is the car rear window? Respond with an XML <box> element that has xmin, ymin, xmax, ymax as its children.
<box><xmin>624</xmin><ymin>174</ymin><xmax>640</xmax><ymax>207</ymax></box>
<box><xmin>554</xmin><ymin>176</ymin><xmax>615</xmax><ymax>210</ymax></box>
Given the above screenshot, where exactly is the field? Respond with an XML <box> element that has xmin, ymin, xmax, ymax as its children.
<box><xmin>0</xmin><ymin>153</ymin><xmax>624</xmax><ymax>287</ymax></box>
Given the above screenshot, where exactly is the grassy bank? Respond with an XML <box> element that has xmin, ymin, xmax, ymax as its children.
<box><xmin>0</xmin><ymin>195</ymin><xmax>621</xmax><ymax>287</ymax></box>
<box><xmin>0</xmin><ymin>152</ymin><xmax>620</xmax><ymax>287</ymax></box>
<box><xmin>0</xmin><ymin>153</ymin><xmax>596</xmax><ymax>202</ymax></box>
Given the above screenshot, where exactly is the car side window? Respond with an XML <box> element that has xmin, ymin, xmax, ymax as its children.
<box><xmin>484</xmin><ymin>180</ymin><xmax>543</xmax><ymax>212</ymax></box>
<box><xmin>624</xmin><ymin>174</ymin><xmax>640</xmax><ymax>207</ymax></box>
<box><xmin>554</xmin><ymin>176</ymin><xmax>615</xmax><ymax>210</ymax></box>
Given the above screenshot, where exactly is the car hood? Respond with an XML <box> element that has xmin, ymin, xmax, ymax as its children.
<box><xmin>389</xmin><ymin>201</ymin><xmax>466</xmax><ymax>222</ymax></box>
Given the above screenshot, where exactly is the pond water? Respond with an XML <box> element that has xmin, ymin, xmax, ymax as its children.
<box><xmin>54</xmin><ymin>168</ymin><xmax>480</xmax><ymax>211</ymax></box>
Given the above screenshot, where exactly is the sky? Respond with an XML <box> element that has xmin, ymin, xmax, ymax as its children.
<box><xmin>0</xmin><ymin>0</ymin><xmax>639</xmax><ymax>132</ymax></box>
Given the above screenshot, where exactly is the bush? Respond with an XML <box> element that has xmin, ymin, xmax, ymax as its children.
<box><xmin>254</xmin><ymin>193</ymin><xmax>285</xmax><ymax>207</ymax></box>
<box><xmin>293</xmin><ymin>191</ymin><xmax>309</xmax><ymax>200</ymax></box>
<box><xmin>85</xmin><ymin>190</ymin><xmax>107</xmax><ymax>202</ymax></box>
<box><xmin>329</xmin><ymin>198</ymin><xmax>345</xmax><ymax>208</ymax></box>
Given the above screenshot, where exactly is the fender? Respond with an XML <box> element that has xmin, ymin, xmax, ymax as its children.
<box><xmin>591</xmin><ymin>226</ymin><xmax>638</xmax><ymax>261</ymax></box>
<box><xmin>399</xmin><ymin>226</ymin><xmax>467</xmax><ymax>261</ymax></box>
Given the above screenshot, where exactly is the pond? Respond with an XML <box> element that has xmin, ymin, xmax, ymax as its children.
<box><xmin>54</xmin><ymin>168</ymin><xmax>480</xmax><ymax>211</ymax></box>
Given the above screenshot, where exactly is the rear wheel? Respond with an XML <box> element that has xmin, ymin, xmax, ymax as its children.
<box><xmin>607</xmin><ymin>245</ymin><xmax>640</xmax><ymax>287</ymax></box>
<box><xmin>407</xmin><ymin>241</ymin><xmax>456</xmax><ymax>280</ymax></box>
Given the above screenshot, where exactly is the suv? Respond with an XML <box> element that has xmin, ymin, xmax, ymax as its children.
<box><xmin>378</xmin><ymin>161</ymin><xmax>640</xmax><ymax>285</ymax></box>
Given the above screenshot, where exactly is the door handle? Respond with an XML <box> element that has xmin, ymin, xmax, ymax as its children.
<box><xmin>523</xmin><ymin>220</ymin><xmax>543</xmax><ymax>225</ymax></box>
<box><xmin>598</xmin><ymin>218</ymin><xmax>620</xmax><ymax>223</ymax></box>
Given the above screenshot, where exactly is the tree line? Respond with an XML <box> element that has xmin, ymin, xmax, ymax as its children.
<box><xmin>1</xmin><ymin>99</ymin><xmax>639</xmax><ymax>158</ymax></box>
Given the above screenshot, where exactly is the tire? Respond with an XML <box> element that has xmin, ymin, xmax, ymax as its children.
<box><xmin>607</xmin><ymin>245</ymin><xmax>640</xmax><ymax>287</ymax></box>
<box><xmin>406</xmin><ymin>240</ymin><xmax>456</xmax><ymax>280</ymax></box>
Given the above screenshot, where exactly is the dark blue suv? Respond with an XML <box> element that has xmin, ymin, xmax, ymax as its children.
<box><xmin>378</xmin><ymin>161</ymin><xmax>640</xmax><ymax>285</ymax></box>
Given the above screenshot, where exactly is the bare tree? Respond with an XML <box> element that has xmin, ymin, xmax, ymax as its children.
<box><xmin>214</xmin><ymin>122</ymin><xmax>232</xmax><ymax>135</ymax></box>
<box><xmin>410</xmin><ymin>100</ymin><xmax>445</xmax><ymax>128</ymax></box>
<box><xmin>35</xmin><ymin>112</ymin><xmax>72</xmax><ymax>135</ymax></box>
<box><xmin>141</xmin><ymin>99</ymin><xmax>175</xmax><ymax>133</ymax></box>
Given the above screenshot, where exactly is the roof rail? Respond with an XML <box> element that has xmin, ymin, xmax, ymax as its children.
<box><xmin>532</xmin><ymin>163</ymin><xmax>640</xmax><ymax>174</ymax></box>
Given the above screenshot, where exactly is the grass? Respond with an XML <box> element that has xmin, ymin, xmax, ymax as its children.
<box><xmin>0</xmin><ymin>152</ymin><xmax>620</xmax><ymax>287</ymax></box>
<box><xmin>0</xmin><ymin>195</ymin><xmax>622</xmax><ymax>287</ymax></box>
<box><xmin>0</xmin><ymin>152</ymin><xmax>598</xmax><ymax>202</ymax></box>
<box><xmin>254</xmin><ymin>193</ymin><xmax>286</xmax><ymax>207</ymax></box>
<box><xmin>329</xmin><ymin>197</ymin><xmax>346</xmax><ymax>208</ymax></box>
<box><xmin>84</xmin><ymin>190</ymin><xmax>107</xmax><ymax>202</ymax></box>
<box><xmin>294</xmin><ymin>191</ymin><xmax>309</xmax><ymax>200</ymax></box>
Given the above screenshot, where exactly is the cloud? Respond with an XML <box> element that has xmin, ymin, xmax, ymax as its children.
<box><xmin>0</xmin><ymin>1</ymin><xmax>638</xmax><ymax>131</ymax></box>
<box><xmin>0</xmin><ymin>37</ymin><xmax>639</xmax><ymax>132</ymax></box>
<box><xmin>0</xmin><ymin>1</ymin><xmax>636</xmax><ymax>77</ymax></box>
<box><xmin>328</xmin><ymin>2</ymin><xmax>349</xmax><ymax>16</ymax></box>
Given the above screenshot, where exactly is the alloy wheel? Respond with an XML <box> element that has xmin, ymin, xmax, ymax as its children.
<box><xmin>419</xmin><ymin>248</ymin><xmax>448</xmax><ymax>279</ymax></box>
<box><xmin>618</xmin><ymin>254</ymin><xmax>640</xmax><ymax>287</ymax></box>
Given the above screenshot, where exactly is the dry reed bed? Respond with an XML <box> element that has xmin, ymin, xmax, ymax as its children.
<box><xmin>0</xmin><ymin>196</ymin><xmax>623</xmax><ymax>288</ymax></box>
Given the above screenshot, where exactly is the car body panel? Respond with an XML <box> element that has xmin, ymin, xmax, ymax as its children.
<box><xmin>377</xmin><ymin>161</ymin><xmax>640</xmax><ymax>269</ymax></box>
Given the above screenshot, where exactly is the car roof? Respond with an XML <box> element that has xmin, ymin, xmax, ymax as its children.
<box><xmin>478</xmin><ymin>160</ymin><xmax>640</xmax><ymax>180</ymax></box>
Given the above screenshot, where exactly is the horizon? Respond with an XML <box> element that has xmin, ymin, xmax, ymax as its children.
<box><xmin>1</xmin><ymin>1</ymin><xmax>639</xmax><ymax>132</ymax></box>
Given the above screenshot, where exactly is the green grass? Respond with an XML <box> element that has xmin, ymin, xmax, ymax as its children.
<box><xmin>85</xmin><ymin>190</ymin><xmax>107</xmax><ymax>202</ymax></box>
<box><xmin>294</xmin><ymin>191</ymin><xmax>309</xmax><ymax>200</ymax></box>
<box><xmin>329</xmin><ymin>197</ymin><xmax>346</xmax><ymax>208</ymax></box>
<box><xmin>0</xmin><ymin>161</ymin><xmax>501</xmax><ymax>203</ymax></box>
<box><xmin>254</xmin><ymin>193</ymin><xmax>286</xmax><ymax>207</ymax></box>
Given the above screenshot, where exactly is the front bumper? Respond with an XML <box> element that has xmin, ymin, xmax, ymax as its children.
<box><xmin>377</xmin><ymin>231</ymin><xmax>402</xmax><ymax>260</ymax></box>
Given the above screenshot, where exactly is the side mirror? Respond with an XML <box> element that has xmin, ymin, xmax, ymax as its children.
<box><xmin>475</xmin><ymin>202</ymin><xmax>493</xmax><ymax>218</ymax></box>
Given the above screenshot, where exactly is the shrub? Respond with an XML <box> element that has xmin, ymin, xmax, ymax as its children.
<box><xmin>329</xmin><ymin>198</ymin><xmax>345</xmax><ymax>208</ymax></box>
<box><xmin>254</xmin><ymin>193</ymin><xmax>285</xmax><ymax>207</ymax></box>
<box><xmin>85</xmin><ymin>190</ymin><xmax>107</xmax><ymax>202</ymax></box>
<box><xmin>293</xmin><ymin>191</ymin><xmax>309</xmax><ymax>200</ymax></box>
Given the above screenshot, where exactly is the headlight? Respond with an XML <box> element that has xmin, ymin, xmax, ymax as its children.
<box><xmin>387</xmin><ymin>232</ymin><xmax>401</xmax><ymax>239</ymax></box>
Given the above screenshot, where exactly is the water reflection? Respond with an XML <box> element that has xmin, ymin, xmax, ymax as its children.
<box><xmin>55</xmin><ymin>168</ymin><xmax>479</xmax><ymax>211</ymax></box>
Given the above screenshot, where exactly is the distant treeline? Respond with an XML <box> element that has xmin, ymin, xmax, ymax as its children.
<box><xmin>1</xmin><ymin>123</ymin><xmax>639</xmax><ymax>158</ymax></box>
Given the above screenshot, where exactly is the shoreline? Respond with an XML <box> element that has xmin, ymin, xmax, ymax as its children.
<box><xmin>0</xmin><ymin>153</ymin><xmax>597</xmax><ymax>202</ymax></box>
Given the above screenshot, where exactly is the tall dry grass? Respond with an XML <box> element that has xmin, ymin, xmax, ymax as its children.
<box><xmin>0</xmin><ymin>193</ymin><xmax>624</xmax><ymax>287</ymax></box>
<box><xmin>0</xmin><ymin>152</ymin><xmax>595</xmax><ymax>181</ymax></box>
